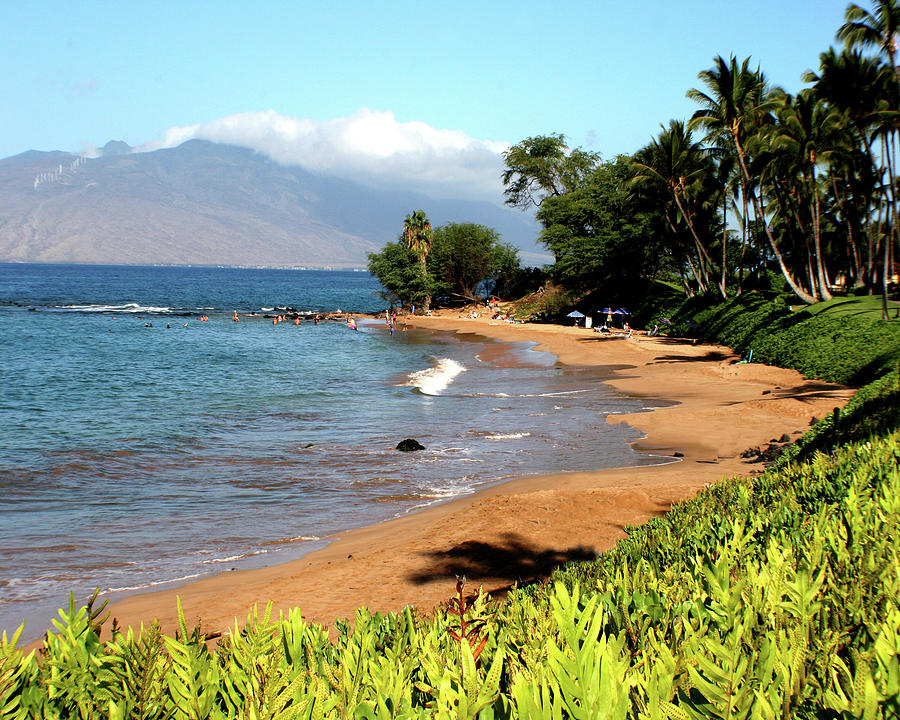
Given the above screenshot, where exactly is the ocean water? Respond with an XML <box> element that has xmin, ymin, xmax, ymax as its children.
<box><xmin>0</xmin><ymin>263</ymin><xmax>668</xmax><ymax>639</ymax></box>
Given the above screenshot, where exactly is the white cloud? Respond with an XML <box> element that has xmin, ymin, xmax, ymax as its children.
<box><xmin>138</xmin><ymin>109</ymin><xmax>511</xmax><ymax>203</ymax></box>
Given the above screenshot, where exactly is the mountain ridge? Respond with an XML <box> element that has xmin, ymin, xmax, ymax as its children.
<box><xmin>0</xmin><ymin>140</ymin><xmax>546</xmax><ymax>269</ymax></box>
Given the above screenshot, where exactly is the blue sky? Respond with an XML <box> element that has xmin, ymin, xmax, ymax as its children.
<box><xmin>2</xmin><ymin>0</ymin><xmax>852</xmax><ymax>201</ymax></box>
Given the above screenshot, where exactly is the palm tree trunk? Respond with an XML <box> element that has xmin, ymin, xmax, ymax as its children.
<box><xmin>419</xmin><ymin>256</ymin><xmax>431</xmax><ymax>313</ymax></box>
<box><xmin>673</xmin><ymin>190</ymin><xmax>724</xmax><ymax>297</ymax></box>
<box><xmin>733</xmin><ymin>134</ymin><xmax>818</xmax><ymax>304</ymax></box>
<box><xmin>663</xmin><ymin>208</ymin><xmax>705</xmax><ymax>295</ymax></box>
<box><xmin>811</xmin><ymin>167</ymin><xmax>832</xmax><ymax>301</ymax></box>
<box><xmin>882</xmin><ymin>129</ymin><xmax>898</xmax><ymax>319</ymax></box>
<box><xmin>721</xmin><ymin>187</ymin><xmax>728</xmax><ymax>297</ymax></box>
<box><xmin>685</xmin><ymin>255</ymin><xmax>706</xmax><ymax>293</ymax></box>
<box><xmin>739</xmin><ymin>190</ymin><xmax>749</xmax><ymax>293</ymax></box>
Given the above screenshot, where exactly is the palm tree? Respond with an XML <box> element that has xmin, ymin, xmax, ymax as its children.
<box><xmin>838</xmin><ymin>0</ymin><xmax>900</xmax><ymax>74</ymax></box>
<box><xmin>631</xmin><ymin>120</ymin><xmax>724</xmax><ymax>296</ymax></box>
<box><xmin>402</xmin><ymin>210</ymin><xmax>434</xmax><ymax>313</ymax></box>
<box><xmin>767</xmin><ymin>90</ymin><xmax>845</xmax><ymax>300</ymax></box>
<box><xmin>838</xmin><ymin>0</ymin><xmax>900</xmax><ymax>318</ymax></box>
<box><xmin>805</xmin><ymin>48</ymin><xmax>885</xmax><ymax>289</ymax></box>
<box><xmin>688</xmin><ymin>56</ymin><xmax>819</xmax><ymax>304</ymax></box>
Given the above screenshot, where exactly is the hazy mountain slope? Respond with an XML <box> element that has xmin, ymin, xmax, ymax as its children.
<box><xmin>0</xmin><ymin>140</ymin><xmax>545</xmax><ymax>268</ymax></box>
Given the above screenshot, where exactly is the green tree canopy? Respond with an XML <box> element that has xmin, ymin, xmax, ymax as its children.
<box><xmin>368</xmin><ymin>220</ymin><xmax>521</xmax><ymax>309</ymax></box>
<box><xmin>536</xmin><ymin>157</ymin><xmax>666</xmax><ymax>295</ymax></box>
<box><xmin>367</xmin><ymin>241</ymin><xmax>434</xmax><ymax>309</ymax></box>
<box><xmin>428</xmin><ymin>223</ymin><xmax>520</xmax><ymax>300</ymax></box>
<box><xmin>501</xmin><ymin>134</ymin><xmax>600</xmax><ymax>209</ymax></box>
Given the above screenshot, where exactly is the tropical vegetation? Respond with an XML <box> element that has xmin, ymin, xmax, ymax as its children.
<box><xmin>367</xmin><ymin>215</ymin><xmax>525</xmax><ymax>312</ymax></box>
<box><xmin>500</xmin><ymin>1</ymin><xmax>899</xmax><ymax>320</ymax></box>
<box><xmin>4</xmin><ymin>2</ymin><xmax>900</xmax><ymax>717</ymax></box>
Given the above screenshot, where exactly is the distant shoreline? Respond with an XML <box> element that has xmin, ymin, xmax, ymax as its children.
<box><xmin>0</xmin><ymin>260</ymin><xmax>372</xmax><ymax>272</ymax></box>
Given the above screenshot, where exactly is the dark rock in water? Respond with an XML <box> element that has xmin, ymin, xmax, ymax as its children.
<box><xmin>396</xmin><ymin>438</ymin><xmax>425</xmax><ymax>452</ymax></box>
<box><xmin>673</xmin><ymin>451</ymin><xmax>684</xmax><ymax>458</ymax></box>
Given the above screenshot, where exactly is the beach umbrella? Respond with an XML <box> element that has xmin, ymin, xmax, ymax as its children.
<box><xmin>611</xmin><ymin>309</ymin><xmax>628</xmax><ymax>314</ymax></box>
<box><xmin>599</xmin><ymin>308</ymin><xmax>613</xmax><ymax>314</ymax></box>
<box><xmin>567</xmin><ymin>310</ymin><xmax>585</xmax><ymax>318</ymax></box>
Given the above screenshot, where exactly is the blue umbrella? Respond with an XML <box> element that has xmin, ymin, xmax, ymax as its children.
<box><xmin>567</xmin><ymin>310</ymin><xmax>585</xmax><ymax>318</ymax></box>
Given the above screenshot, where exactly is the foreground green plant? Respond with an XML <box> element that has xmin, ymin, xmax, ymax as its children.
<box><xmin>3</xmin><ymin>426</ymin><xmax>896</xmax><ymax>718</ymax></box>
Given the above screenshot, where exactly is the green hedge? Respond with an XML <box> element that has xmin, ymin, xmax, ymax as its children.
<box><xmin>671</xmin><ymin>294</ymin><xmax>900</xmax><ymax>386</ymax></box>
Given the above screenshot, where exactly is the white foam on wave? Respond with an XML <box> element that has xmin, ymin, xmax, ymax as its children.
<box><xmin>403</xmin><ymin>358</ymin><xmax>466</xmax><ymax>396</ymax></box>
<box><xmin>105</xmin><ymin>572</ymin><xmax>203</xmax><ymax>593</ymax></box>
<box><xmin>485</xmin><ymin>432</ymin><xmax>531</xmax><ymax>441</ymax></box>
<box><xmin>526</xmin><ymin>389</ymin><xmax>592</xmax><ymax>398</ymax></box>
<box><xmin>57</xmin><ymin>302</ymin><xmax>174</xmax><ymax>314</ymax></box>
<box><xmin>203</xmin><ymin>549</ymin><xmax>268</xmax><ymax>564</ymax></box>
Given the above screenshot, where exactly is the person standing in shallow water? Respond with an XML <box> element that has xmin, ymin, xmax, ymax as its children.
<box><xmin>233</xmin><ymin>310</ymin><xmax>239</xmax><ymax>322</ymax></box>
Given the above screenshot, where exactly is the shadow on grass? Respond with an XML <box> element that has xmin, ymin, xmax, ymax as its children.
<box><xmin>408</xmin><ymin>532</ymin><xmax>596</xmax><ymax>588</ymax></box>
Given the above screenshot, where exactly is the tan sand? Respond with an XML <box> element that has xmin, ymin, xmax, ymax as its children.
<box><xmin>104</xmin><ymin>313</ymin><xmax>853</xmax><ymax>638</ymax></box>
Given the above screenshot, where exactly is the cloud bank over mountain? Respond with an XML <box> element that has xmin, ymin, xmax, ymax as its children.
<box><xmin>138</xmin><ymin>109</ymin><xmax>512</xmax><ymax>204</ymax></box>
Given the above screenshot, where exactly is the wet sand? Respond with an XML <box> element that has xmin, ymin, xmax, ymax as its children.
<box><xmin>104</xmin><ymin>314</ymin><xmax>853</xmax><ymax>638</ymax></box>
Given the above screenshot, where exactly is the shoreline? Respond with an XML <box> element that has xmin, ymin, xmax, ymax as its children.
<box><xmin>99</xmin><ymin>314</ymin><xmax>853</xmax><ymax>640</ymax></box>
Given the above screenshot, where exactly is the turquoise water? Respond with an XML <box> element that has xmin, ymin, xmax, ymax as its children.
<box><xmin>0</xmin><ymin>263</ymin><xmax>666</xmax><ymax>639</ymax></box>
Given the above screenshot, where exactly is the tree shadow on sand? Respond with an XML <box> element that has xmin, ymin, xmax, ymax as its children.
<box><xmin>647</xmin><ymin>349</ymin><xmax>732</xmax><ymax>364</ymax></box>
<box><xmin>408</xmin><ymin>532</ymin><xmax>596</xmax><ymax>589</ymax></box>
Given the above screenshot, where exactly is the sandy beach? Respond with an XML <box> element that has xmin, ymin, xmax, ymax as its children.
<box><xmin>104</xmin><ymin>314</ymin><xmax>853</xmax><ymax>639</ymax></box>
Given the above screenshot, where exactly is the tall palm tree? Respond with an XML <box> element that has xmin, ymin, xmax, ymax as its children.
<box><xmin>767</xmin><ymin>90</ymin><xmax>845</xmax><ymax>300</ymax></box>
<box><xmin>631</xmin><ymin>120</ymin><xmax>724</xmax><ymax>296</ymax></box>
<box><xmin>805</xmin><ymin>48</ymin><xmax>885</xmax><ymax>289</ymax></box>
<box><xmin>839</xmin><ymin>0</ymin><xmax>900</xmax><ymax>318</ymax></box>
<box><xmin>402</xmin><ymin>210</ymin><xmax>434</xmax><ymax>313</ymax></box>
<box><xmin>688</xmin><ymin>56</ymin><xmax>819</xmax><ymax>304</ymax></box>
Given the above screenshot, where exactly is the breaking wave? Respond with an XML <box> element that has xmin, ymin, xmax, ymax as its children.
<box><xmin>403</xmin><ymin>358</ymin><xmax>466</xmax><ymax>396</ymax></box>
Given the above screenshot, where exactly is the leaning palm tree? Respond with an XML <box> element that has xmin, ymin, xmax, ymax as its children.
<box><xmin>402</xmin><ymin>210</ymin><xmax>434</xmax><ymax>313</ymax></box>
<box><xmin>631</xmin><ymin>120</ymin><xmax>724</xmax><ymax>296</ymax></box>
<box><xmin>688</xmin><ymin>55</ymin><xmax>819</xmax><ymax>304</ymax></box>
